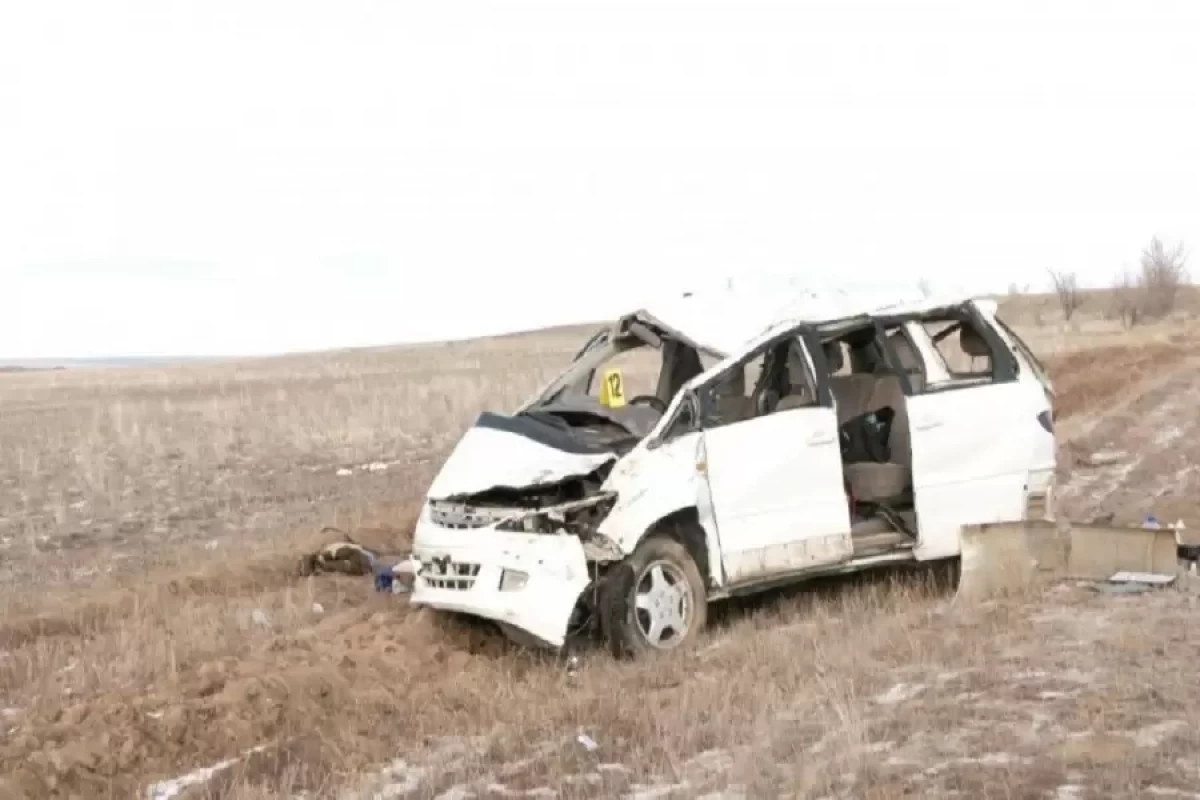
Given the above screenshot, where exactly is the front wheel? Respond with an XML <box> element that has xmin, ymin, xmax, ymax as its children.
<box><xmin>599</xmin><ymin>535</ymin><xmax>708</xmax><ymax>658</ymax></box>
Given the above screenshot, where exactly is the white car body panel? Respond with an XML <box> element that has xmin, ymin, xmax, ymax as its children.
<box><xmin>907</xmin><ymin>381</ymin><xmax>1034</xmax><ymax>560</ymax></box>
<box><xmin>425</xmin><ymin>424</ymin><xmax>614</xmax><ymax>500</ymax></box>
<box><xmin>703</xmin><ymin>406</ymin><xmax>852</xmax><ymax>584</ymax></box>
<box><xmin>596</xmin><ymin>430</ymin><xmax>726</xmax><ymax>585</ymax></box>
<box><xmin>978</xmin><ymin>304</ymin><xmax>1057</xmax><ymax>481</ymax></box>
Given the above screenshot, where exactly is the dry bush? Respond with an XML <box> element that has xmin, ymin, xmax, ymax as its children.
<box><xmin>1110</xmin><ymin>237</ymin><xmax>1190</xmax><ymax>327</ymax></box>
<box><xmin>1048</xmin><ymin>269</ymin><xmax>1082</xmax><ymax>321</ymax></box>
<box><xmin>1139</xmin><ymin>236</ymin><xmax>1190</xmax><ymax>319</ymax></box>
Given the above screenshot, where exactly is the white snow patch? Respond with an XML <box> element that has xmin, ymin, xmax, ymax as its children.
<box><xmin>144</xmin><ymin>746</ymin><xmax>267</xmax><ymax>800</ymax></box>
<box><xmin>629</xmin><ymin>785</ymin><xmax>687</xmax><ymax>799</ymax></box>
<box><xmin>1154</xmin><ymin>426</ymin><xmax>1185</xmax><ymax>448</ymax></box>
<box><xmin>1145</xmin><ymin>788</ymin><xmax>1200</xmax><ymax>798</ymax></box>
<box><xmin>873</xmin><ymin>682</ymin><xmax>927</xmax><ymax>705</ymax></box>
<box><xmin>923</xmin><ymin>752</ymin><xmax>1031</xmax><ymax>775</ymax></box>
<box><xmin>1132</xmin><ymin>720</ymin><xmax>1188</xmax><ymax>749</ymax></box>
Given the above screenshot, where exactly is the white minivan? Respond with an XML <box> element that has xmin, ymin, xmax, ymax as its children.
<box><xmin>409</xmin><ymin>290</ymin><xmax>1056</xmax><ymax>657</ymax></box>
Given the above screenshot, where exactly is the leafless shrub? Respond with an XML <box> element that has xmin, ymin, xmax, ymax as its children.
<box><xmin>1138</xmin><ymin>236</ymin><xmax>1189</xmax><ymax>320</ymax></box>
<box><xmin>1110</xmin><ymin>269</ymin><xmax>1141</xmax><ymax>328</ymax></box>
<box><xmin>1048</xmin><ymin>269</ymin><xmax>1081</xmax><ymax>321</ymax></box>
<box><xmin>1109</xmin><ymin>237</ymin><xmax>1190</xmax><ymax>326</ymax></box>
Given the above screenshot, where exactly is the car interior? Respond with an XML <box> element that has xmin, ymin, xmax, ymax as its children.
<box><xmin>817</xmin><ymin>325</ymin><xmax>922</xmax><ymax>545</ymax></box>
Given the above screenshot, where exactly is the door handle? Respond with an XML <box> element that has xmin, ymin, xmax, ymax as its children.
<box><xmin>913</xmin><ymin>417</ymin><xmax>943</xmax><ymax>431</ymax></box>
<box><xmin>806</xmin><ymin>432</ymin><xmax>836</xmax><ymax>446</ymax></box>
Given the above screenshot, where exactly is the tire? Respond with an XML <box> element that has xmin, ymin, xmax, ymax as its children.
<box><xmin>599</xmin><ymin>534</ymin><xmax>708</xmax><ymax>659</ymax></box>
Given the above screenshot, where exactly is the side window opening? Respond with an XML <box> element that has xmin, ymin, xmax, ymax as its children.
<box><xmin>912</xmin><ymin>310</ymin><xmax>1018</xmax><ymax>390</ymax></box>
<box><xmin>922</xmin><ymin>319</ymin><xmax>993</xmax><ymax>381</ymax></box>
<box><xmin>699</xmin><ymin>335</ymin><xmax>818</xmax><ymax>430</ymax></box>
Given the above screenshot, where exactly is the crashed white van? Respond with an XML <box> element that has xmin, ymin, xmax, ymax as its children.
<box><xmin>410</xmin><ymin>289</ymin><xmax>1057</xmax><ymax>657</ymax></box>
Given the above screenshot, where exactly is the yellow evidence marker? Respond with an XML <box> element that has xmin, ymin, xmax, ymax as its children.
<box><xmin>599</xmin><ymin>368</ymin><xmax>626</xmax><ymax>408</ymax></box>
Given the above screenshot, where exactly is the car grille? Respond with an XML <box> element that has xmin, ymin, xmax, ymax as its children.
<box><xmin>420</xmin><ymin>557</ymin><xmax>482</xmax><ymax>590</ymax></box>
<box><xmin>428</xmin><ymin>501</ymin><xmax>516</xmax><ymax>530</ymax></box>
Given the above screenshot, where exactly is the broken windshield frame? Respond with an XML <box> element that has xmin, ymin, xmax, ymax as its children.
<box><xmin>521</xmin><ymin>319</ymin><xmax>667</xmax><ymax>411</ymax></box>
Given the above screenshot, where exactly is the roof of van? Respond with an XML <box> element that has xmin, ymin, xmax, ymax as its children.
<box><xmin>634</xmin><ymin>285</ymin><xmax>992</xmax><ymax>355</ymax></box>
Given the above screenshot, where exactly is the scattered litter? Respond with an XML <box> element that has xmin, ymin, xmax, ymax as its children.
<box><xmin>576</xmin><ymin>733</ymin><xmax>600</xmax><ymax>753</ymax></box>
<box><xmin>1094</xmin><ymin>570</ymin><xmax>1178</xmax><ymax>595</ymax></box>
<box><xmin>1110</xmin><ymin>571</ymin><xmax>1176</xmax><ymax>586</ymax></box>
<box><xmin>204</xmin><ymin>539</ymin><xmax>219</xmax><ymax>551</ymax></box>
<box><xmin>1095</xmin><ymin>582</ymin><xmax>1156</xmax><ymax>595</ymax></box>
<box><xmin>311</xmin><ymin>602</ymin><xmax>325</xmax><ymax>615</ymax></box>
<box><xmin>250</xmin><ymin>609</ymin><xmax>271</xmax><ymax>629</ymax></box>
<box><xmin>336</xmin><ymin>468</ymin><xmax>354</xmax><ymax>477</ymax></box>
<box><xmin>374</xmin><ymin>559</ymin><xmax>415</xmax><ymax>594</ymax></box>
<box><xmin>366</xmin><ymin>462</ymin><xmax>389</xmax><ymax>473</ymax></box>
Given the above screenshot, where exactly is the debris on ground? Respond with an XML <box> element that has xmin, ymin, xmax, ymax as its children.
<box><xmin>957</xmin><ymin>518</ymin><xmax>1191</xmax><ymax>603</ymax></box>
<box><xmin>297</xmin><ymin>528</ymin><xmax>416</xmax><ymax>593</ymax></box>
<box><xmin>297</xmin><ymin>539</ymin><xmax>378</xmax><ymax>576</ymax></box>
<box><xmin>374</xmin><ymin>559</ymin><xmax>416</xmax><ymax>594</ymax></box>
<box><xmin>1094</xmin><ymin>571</ymin><xmax>1177</xmax><ymax>595</ymax></box>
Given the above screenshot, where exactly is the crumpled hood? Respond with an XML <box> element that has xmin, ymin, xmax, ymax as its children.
<box><xmin>425</xmin><ymin>412</ymin><xmax>618</xmax><ymax>500</ymax></box>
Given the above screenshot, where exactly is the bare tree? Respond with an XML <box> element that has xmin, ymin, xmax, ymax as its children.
<box><xmin>1110</xmin><ymin>269</ymin><xmax>1141</xmax><ymax>328</ymax></box>
<box><xmin>1047</xmin><ymin>269</ymin><xmax>1082</xmax><ymax>320</ymax></box>
<box><xmin>1137</xmin><ymin>236</ymin><xmax>1189</xmax><ymax>320</ymax></box>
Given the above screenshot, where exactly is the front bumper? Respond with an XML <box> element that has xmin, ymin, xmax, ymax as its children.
<box><xmin>409</xmin><ymin>517</ymin><xmax>591</xmax><ymax>648</ymax></box>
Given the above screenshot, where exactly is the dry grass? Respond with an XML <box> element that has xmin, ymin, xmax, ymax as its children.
<box><xmin>3</xmin><ymin>289</ymin><xmax>1200</xmax><ymax>798</ymax></box>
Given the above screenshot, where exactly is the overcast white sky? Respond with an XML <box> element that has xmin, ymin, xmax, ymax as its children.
<box><xmin>2</xmin><ymin>1</ymin><xmax>1199</xmax><ymax>358</ymax></box>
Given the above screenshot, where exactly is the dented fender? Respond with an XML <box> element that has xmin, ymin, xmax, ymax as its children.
<box><xmin>596</xmin><ymin>431</ymin><xmax>726</xmax><ymax>588</ymax></box>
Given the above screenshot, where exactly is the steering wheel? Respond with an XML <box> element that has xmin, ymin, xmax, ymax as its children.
<box><xmin>628</xmin><ymin>394</ymin><xmax>668</xmax><ymax>414</ymax></box>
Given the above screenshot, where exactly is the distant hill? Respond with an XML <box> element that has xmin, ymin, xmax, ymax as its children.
<box><xmin>0</xmin><ymin>364</ymin><xmax>66</xmax><ymax>373</ymax></box>
<box><xmin>0</xmin><ymin>355</ymin><xmax>222</xmax><ymax>371</ymax></box>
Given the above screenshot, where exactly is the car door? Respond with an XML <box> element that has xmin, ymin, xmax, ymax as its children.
<box><xmin>895</xmin><ymin>303</ymin><xmax>1036</xmax><ymax>560</ymax></box>
<box><xmin>698</xmin><ymin>326</ymin><xmax>853</xmax><ymax>585</ymax></box>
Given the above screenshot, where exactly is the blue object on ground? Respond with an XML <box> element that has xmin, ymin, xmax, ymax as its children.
<box><xmin>374</xmin><ymin>562</ymin><xmax>398</xmax><ymax>592</ymax></box>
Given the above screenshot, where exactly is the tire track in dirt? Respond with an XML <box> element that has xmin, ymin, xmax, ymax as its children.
<box><xmin>1057</xmin><ymin>356</ymin><xmax>1200</xmax><ymax>525</ymax></box>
